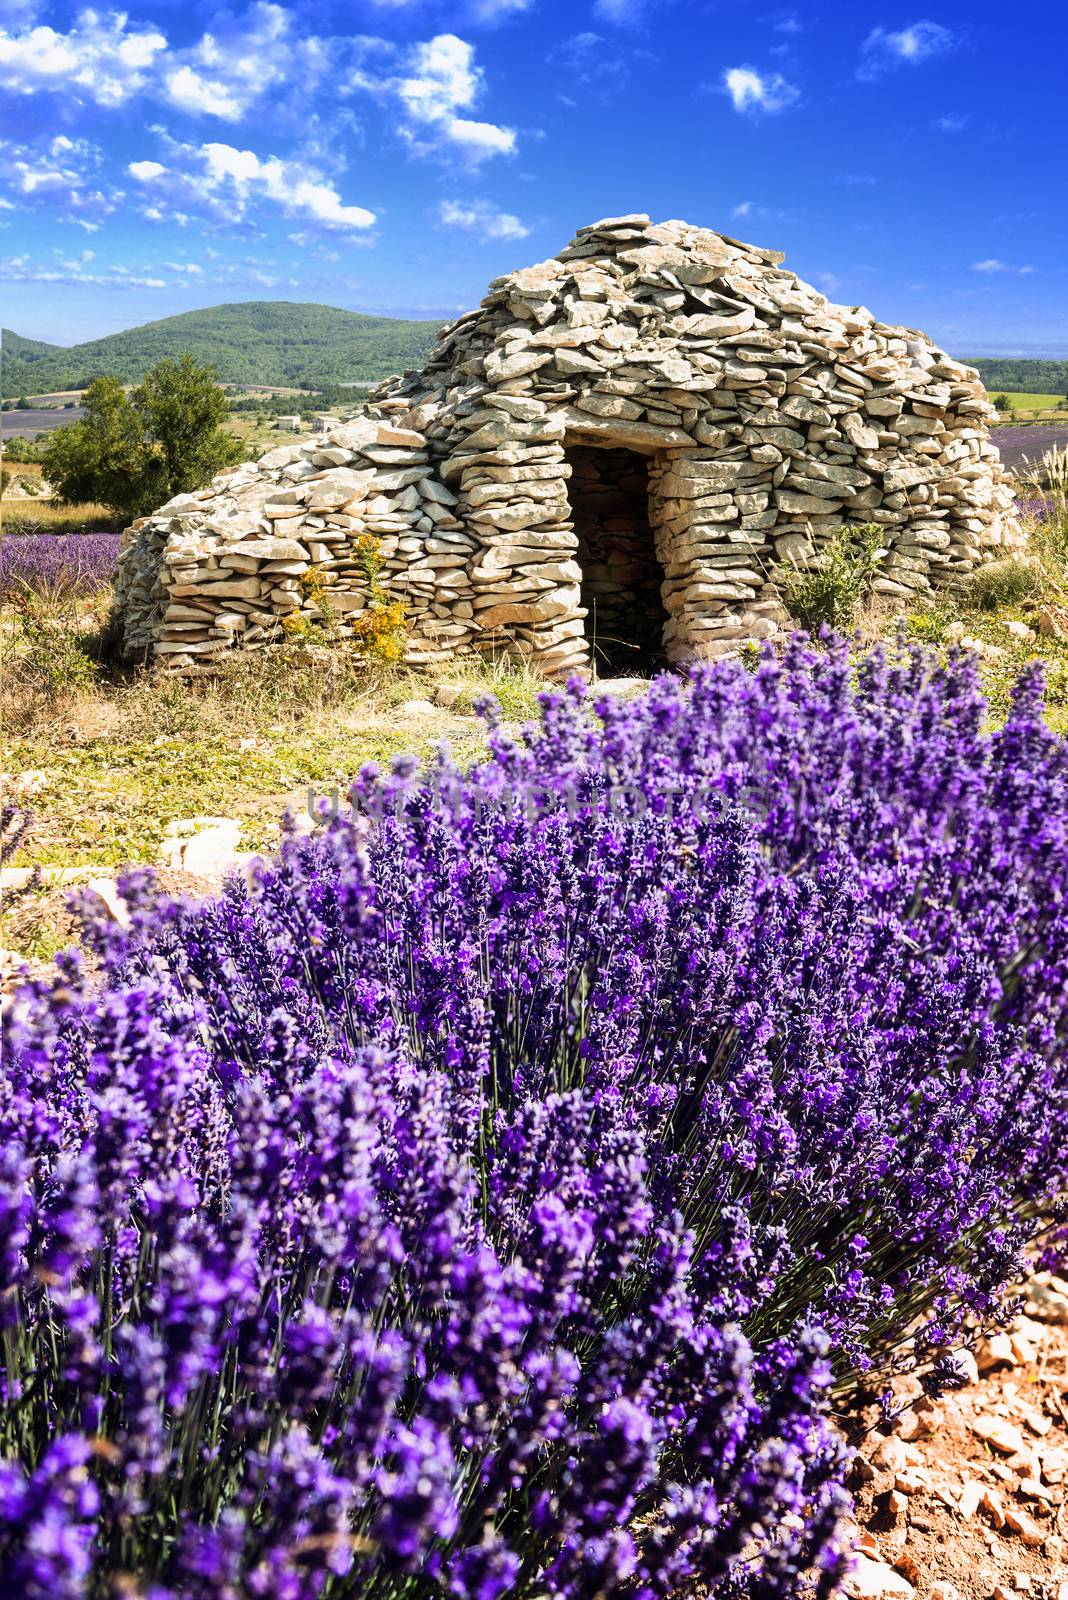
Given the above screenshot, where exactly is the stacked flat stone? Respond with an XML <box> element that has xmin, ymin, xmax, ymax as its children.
<box><xmin>114</xmin><ymin>414</ymin><xmax>475</xmax><ymax>669</ymax></box>
<box><xmin>115</xmin><ymin>215</ymin><xmax>1021</xmax><ymax>676</ymax></box>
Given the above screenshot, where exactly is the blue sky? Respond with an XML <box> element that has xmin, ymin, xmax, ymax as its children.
<box><xmin>1</xmin><ymin>0</ymin><xmax>1064</xmax><ymax>357</ymax></box>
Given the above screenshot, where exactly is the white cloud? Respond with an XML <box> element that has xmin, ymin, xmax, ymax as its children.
<box><xmin>469</xmin><ymin>0</ymin><xmax>534</xmax><ymax>18</ymax></box>
<box><xmin>723</xmin><ymin>65</ymin><xmax>800</xmax><ymax>114</ymax></box>
<box><xmin>399</xmin><ymin>35</ymin><xmax>480</xmax><ymax>123</ymax></box>
<box><xmin>444</xmin><ymin>118</ymin><xmax>516</xmax><ymax>158</ymax></box>
<box><xmin>1</xmin><ymin>12</ymin><xmax>517</xmax><ymax>182</ymax></box>
<box><xmin>0</xmin><ymin>133</ymin><xmax>120</xmax><ymax>228</ymax></box>
<box><xmin>0</xmin><ymin>10</ymin><xmax>167</xmax><ymax>106</ymax></box>
<box><xmin>205</xmin><ymin>141</ymin><xmax>376</xmax><ymax>228</ymax></box>
<box><xmin>934</xmin><ymin>112</ymin><xmax>967</xmax><ymax>132</ymax></box>
<box><xmin>440</xmin><ymin>197</ymin><xmax>528</xmax><ymax>239</ymax></box>
<box><xmin>812</xmin><ymin>270</ymin><xmax>843</xmax><ymax>296</ymax></box>
<box><xmin>141</xmin><ymin>205</ymin><xmax>194</xmax><ymax>227</ymax></box>
<box><xmin>165</xmin><ymin>64</ymin><xmax>241</xmax><ymax>118</ymax></box>
<box><xmin>0</xmin><ymin>3</ymin><xmax>327</xmax><ymax>122</ymax></box>
<box><xmin>128</xmin><ymin>140</ymin><xmax>376</xmax><ymax>232</ymax></box>
<box><xmin>395</xmin><ymin>34</ymin><xmax>516</xmax><ymax>161</ymax></box>
<box><xmin>971</xmin><ymin>259</ymin><xmax>1035</xmax><ymax>276</ymax></box>
<box><xmin>0</xmin><ymin>255</ymin><xmax>171</xmax><ymax>290</ymax></box>
<box><xmin>593</xmin><ymin>0</ymin><xmax>649</xmax><ymax>21</ymax></box>
<box><xmin>731</xmin><ymin>199</ymin><xmax>786</xmax><ymax>222</ymax></box>
<box><xmin>163</xmin><ymin>2</ymin><xmax>303</xmax><ymax>122</ymax></box>
<box><xmin>859</xmin><ymin>21</ymin><xmax>959</xmax><ymax>79</ymax></box>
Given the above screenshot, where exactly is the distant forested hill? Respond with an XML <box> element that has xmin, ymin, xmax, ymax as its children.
<box><xmin>1</xmin><ymin>302</ymin><xmax>445</xmax><ymax>395</ymax></box>
<box><xmin>965</xmin><ymin>358</ymin><xmax>1068</xmax><ymax>396</ymax></box>
<box><xmin>6</xmin><ymin>305</ymin><xmax>1065</xmax><ymax>402</ymax></box>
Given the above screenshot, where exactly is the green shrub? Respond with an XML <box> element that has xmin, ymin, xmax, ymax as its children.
<box><xmin>967</xmin><ymin>557</ymin><xmax>1045</xmax><ymax>610</ymax></box>
<box><xmin>779</xmin><ymin>523</ymin><xmax>887</xmax><ymax>633</ymax></box>
<box><xmin>905</xmin><ymin>605</ymin><xmax>953</xmax><ymax>644</ymax></box>
<box><xmin>5</xmin><ymin>581</ymin><xmax>102</xmax><ymax>728</ymax></box>
<box><xmin>0</xmin><ymin>436</ymin><xmax>46</xmax><ymax>464</ymax></box>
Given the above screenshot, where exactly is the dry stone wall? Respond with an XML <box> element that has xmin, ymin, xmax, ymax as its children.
<box><xmin>115</xmin><ymin>215</ymin><xmax>1021</xmax><ymax>676</ymax></box>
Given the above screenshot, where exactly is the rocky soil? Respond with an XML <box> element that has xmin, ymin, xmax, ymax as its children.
<box><xmin>844</xmin><ymin>1275</ymin><xmax>1068</xmax><ymax>1600</ymax></box>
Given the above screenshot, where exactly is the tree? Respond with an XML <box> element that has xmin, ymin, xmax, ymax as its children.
<box><xmin>993</xmin><ymin>393</ymin><xmax>1011</xmax><ymax>414</ymax></box>
<box><xmin>41</xmin><ymin>356</ymin><xmax>244</xmax><ymax>521</ymax></box>
<box><xmin>41</xmin><ymin>376</ymin><xmax>148</xmax><ymax>520</ymax></box>
<box><xmin>134</xmin><ymin>354</ymin><xmax>244</xmax><ymax>503</ymax></box>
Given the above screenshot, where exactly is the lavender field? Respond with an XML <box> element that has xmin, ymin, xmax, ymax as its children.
<box><xmin>0</xmin><ymin>533</ymin><xmax>119</xmax><ymax>598</ymax></box>
<box><xmin>3</xmin><ymin>639</ymin><xmax>1068</xmax><ymax>1597</ymax></box>
<box><xmin>990</xmin><ymin>424</ymin><xmax>1068</xmax><ymax>473</ymax></box>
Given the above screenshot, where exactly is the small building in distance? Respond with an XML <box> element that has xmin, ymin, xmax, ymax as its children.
<box><xmin>115</xmin><ymin>215</ymin><xmax>1021</xmax><ymax>677</ymax></box>
<box><xmin>275</xmin><ymin>414</ymin><xmax>302</xmax><ymax>430</ymax></box>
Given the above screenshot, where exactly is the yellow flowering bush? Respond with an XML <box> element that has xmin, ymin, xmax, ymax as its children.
<box><xmin>352</xmin><ymin>532</ymin><xmax>407</xmax><ymax>663</ymax></box>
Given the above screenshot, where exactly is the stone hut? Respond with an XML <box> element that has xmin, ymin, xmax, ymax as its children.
<box><xmin>115</xmin><ymin>215</ymin><xmax>1020</xmax><ymax>677</ymax></box>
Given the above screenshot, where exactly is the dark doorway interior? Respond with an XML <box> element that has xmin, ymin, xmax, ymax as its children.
<box><xmin>565</xmin><ymin>444</ymin><xmax>669</xmax><ymax>675</ymax></box>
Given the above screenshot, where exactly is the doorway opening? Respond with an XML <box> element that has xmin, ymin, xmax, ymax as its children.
<box><xmin>564</xmin><ymin>443</ymin><xmax>669</xmax><ymax>675</ymax></box>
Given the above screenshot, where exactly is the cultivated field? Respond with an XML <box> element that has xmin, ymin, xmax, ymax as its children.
<box><xmin>1</xmin><ymin>404</ymin><xmax>86</xmax><ymax>440</ymax></box>
<box><xmin>997</xmin><ymin>390</ymin><xmax>1067</xmax><ymax>413</ymax></box>
<box><xmin>991</xmin><ymin>422</ymin><xmax>1068</xmax><ymax>471</ymax></box>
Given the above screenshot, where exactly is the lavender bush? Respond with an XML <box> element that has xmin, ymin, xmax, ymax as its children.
<box><xmin>4</xmin><ymin>636</ymin><xmax>1068</xmax><ymax>1597</ymax></box>
<box><xmin>0</xmin><ymin>533</ymin><xmax>120</xmax><ymax>599</ymax></box>
<box><xmin>1017</xmin><ymin>494</ymin><xmax>1056</xmax><ymax>522</ymax></box>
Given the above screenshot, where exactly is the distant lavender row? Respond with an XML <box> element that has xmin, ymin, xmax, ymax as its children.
<box><xmin>1016</xmin><ymin>494</ymin><xmax>1063</xmax><ymax>522</ymax></box>
<box><xmin>0</xmin><ymin>533</ymin><xmax>120</xmax><ymax>597</ymax></box>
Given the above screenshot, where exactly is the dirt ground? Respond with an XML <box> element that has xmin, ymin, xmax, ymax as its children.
<box><xmin>843</xmin><ymin>1276</ymin><xmax>1068</xmax><ymax>1600</ymax></box>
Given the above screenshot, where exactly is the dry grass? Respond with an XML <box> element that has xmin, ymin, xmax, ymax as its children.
<box><xmin>0</xmin><ymin>500</ymin><xmax>120</xmax><ymax>534</ymax></box>
<box><xmin>226</xmin><ymin>412</ymin><xmax>314</xmax><ymax>457</ymax></box>
<box><xmin>1</xmin><ymin>457</ymin><xmax>44</xmax><ymax>479</ymax></box>
<box><xmin>1</xmin><ymin>602</ymin><xmax>546</xmax><ymax>889</ymax></box>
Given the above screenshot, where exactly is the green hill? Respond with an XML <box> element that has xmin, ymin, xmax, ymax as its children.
<box><xmin>7</xmin><ymin>305</ymin><xmax>1064</xmax><ymax>404</ymax></box>
<box><xmin>1</xmin><ymin>302</ymin><xmax>444</xmax><ymax>395</ymax></box>
<box><xmin>965</xmin><ymin>358</ymin><xmax>1068</xmax><ymax>397</ymax></box>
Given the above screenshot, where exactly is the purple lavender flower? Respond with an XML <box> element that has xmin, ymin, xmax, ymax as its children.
<box><xmin>0</xmin><ymin>1436</ymin><xmax>98</xmax><ymax>1599</ymax></box>
<box><xmin>4</xmin><ymin>636</ymin><xmax>1066</xmax><ymax>1598</ymax></box>
<box><xmin>0</xmin><ymin>533</ymin><xmax>119</xmax><ymax>598</ymax></box>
